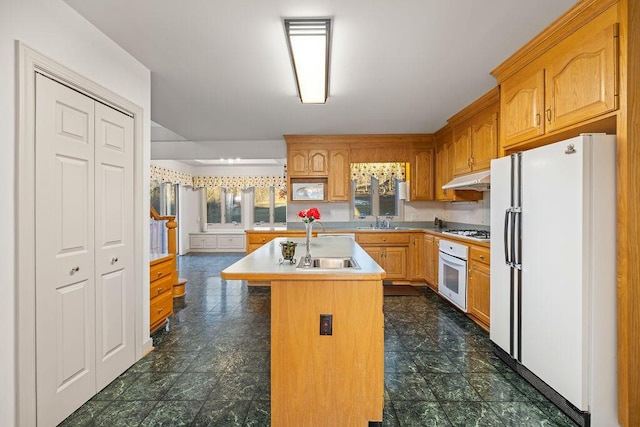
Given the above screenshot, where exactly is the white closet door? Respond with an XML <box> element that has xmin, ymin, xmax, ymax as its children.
<box><xmin>35</xmin><ymin>74</ymin><xmax>96</xmax><ymax>426</ymax></box>
<box><xmin>94</xmin><ymin>103</ymin><xmax>135</xmax><ymax>390</ymax></box>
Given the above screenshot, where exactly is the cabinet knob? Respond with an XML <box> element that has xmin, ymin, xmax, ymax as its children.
<box><xmin>479</xmin><ymin>255</ymin><xmax>484</xmax><ymax>260</ymax></box>
<box><xmin>157</xmin><ymin>271</ymin><xmax>162</xmax><ymax>276</ymax></box>
<box><xmin>158</xmin><ymin>307</ymin><xmax>163</xmax><ymax>313</ymax></box>
<box><xmin>382</xmin><ymin>238</ymin><xmax>387</xmax><ymax>242</ymax></box>
<box><xmin>157</xmin><ymin>287</ymin><xmax>163</xmax><ymax>293</ymax></box>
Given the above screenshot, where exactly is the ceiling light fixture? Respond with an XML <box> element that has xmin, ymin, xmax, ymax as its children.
<box><xmin>283</xmin><ymin>18</ymin><xmax>332</xmax><ymax>104</ymax></box>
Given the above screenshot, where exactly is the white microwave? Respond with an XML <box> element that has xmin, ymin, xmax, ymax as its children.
<box><xmin>291</xmin><ymin>182</ymin><xmax>325</xmax><ymax>201</ymax></box>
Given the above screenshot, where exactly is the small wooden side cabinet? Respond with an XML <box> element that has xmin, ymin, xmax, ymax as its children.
<box><xmin>150</xmin><ymin>254</ymin><xmax>174</xmax><ymax>333</ymax></box>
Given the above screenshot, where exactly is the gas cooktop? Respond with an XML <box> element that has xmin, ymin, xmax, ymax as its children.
<box><xmin>441</xmin><ymin>229</ymin><xmax>491</xmax><ymax>242</ymax></box>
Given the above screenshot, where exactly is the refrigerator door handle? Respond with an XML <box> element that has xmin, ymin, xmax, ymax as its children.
<box><xmin>504</xmin><ymin>209</ymin><xmax>511</xmax><ymax>265</ymax></box>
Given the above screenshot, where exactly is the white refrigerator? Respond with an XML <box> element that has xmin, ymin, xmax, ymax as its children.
<box><xmin>490</xmin><ymin>134</ymin><xmax>617</xmax><ymax>427</ymax></box>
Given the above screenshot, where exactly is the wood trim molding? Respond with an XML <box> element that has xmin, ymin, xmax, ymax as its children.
<box><xmin>492</xmin><ymin>0</ymin><xmax>620</xmax><ymax>82</ymax></box>
<box><xmin>447</xmin><ymin>87</ymin><xmax>499</xmax><ymax>126</ymax></box>
<box><xmin>16</xmin><ymin>42</ymin><xmax>147</xmax><ymax>426</ymax></box>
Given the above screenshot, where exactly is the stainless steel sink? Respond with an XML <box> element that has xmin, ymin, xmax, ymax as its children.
<box><xmin>297</xmin><ymin>257</ymin><xmax>360</xmax><ymax>269</ymax></box>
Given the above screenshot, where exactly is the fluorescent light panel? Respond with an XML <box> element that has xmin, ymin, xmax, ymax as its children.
<box><xmin>284</xmin><ymin>18</ymin><xmax>331</xmax><ymax>104</ymax></box>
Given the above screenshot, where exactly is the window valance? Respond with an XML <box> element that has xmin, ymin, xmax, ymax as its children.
<box><xmin>150</xmin><ymin>165</ymin><xmax>193</xmax><ymax>187</ymax></box>
<box><xmin>350</xmin><ymin>162</ymin><xmax>406</xmax><ymax>187</ymax></box>
<box><xmin>192</xmin><ymin>175</ymin><xmax>286</xmax><ymax>190</ymax></box>
<box><xmin>150</xmin><ymin>165</ymin><xmax>286</xmax><ymax>190</ymax></box>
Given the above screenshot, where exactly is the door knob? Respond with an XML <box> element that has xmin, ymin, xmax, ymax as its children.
<box><xmin>70</xmin><ymin>266</ymin><xmax>80</xmax><ymax>275</ymax></box>
<box><xmin>111</xmin><ymin>257</ymin><xmax>118</xmax><ymax>264</ymax></box>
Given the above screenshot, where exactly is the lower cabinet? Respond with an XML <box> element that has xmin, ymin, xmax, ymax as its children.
<box><xmin>409</xmin><ymin>234</ymin><xmax>425</xmax><ymax>281</ymax></box>
<box><xmin>357</xmin><ymin>232</ymin><xmax>410</xmax><ymax>281</ymax></box>
<box><xmin>363</xmin><ymin>246</ymin><xmax>407</xmax><ymax>280</ymax></box>
<box><xmin>424</xmin><ymin>234</ymin><xmax>437</xmax><ymax>290</ymax></box>
<box><xmin>468</xmin><ymin>246</ymin><xmax>491</xmax><ymax>331</ymax></box>
<box><xmin>190</xmin><ymin>233</ymin><xmax>245</xmax><ymax>252</ymax></box>
<box><xmin>150</xmin><ymin>254</ymin><xmax>174</xmax><ymax>333</ymax></box>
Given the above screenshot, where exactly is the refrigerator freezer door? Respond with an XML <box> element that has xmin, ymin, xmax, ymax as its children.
<box><xmin>489</xmin><ymin>155</ymin><xmax>516</xmax><ymax>357</ymax></box>
<box><xmin>520</xmin><ymin>135</ymin><xmax>587</xmax><ymax>409</ymax></box>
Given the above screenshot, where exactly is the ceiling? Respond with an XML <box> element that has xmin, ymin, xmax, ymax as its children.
<box><xmin>64</xmin><ymin>0</ymin><xmax>577</xmax><ymax>164</ymax></box>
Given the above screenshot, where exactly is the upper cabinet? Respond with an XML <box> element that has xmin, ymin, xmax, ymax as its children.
<box><xmin>327</xmin><ymin>148</ymin><xmax>350</xmax><ymax>201</ymax></box>
<box><xmin>288</xmin><ymin>148</ymin><xmax>328</xmax><ymax>176</ymax></box>
<box><xmin>495</xmin><ymin>5</ymin><xmax>619</xmax><ymax>153</ymax></box>
<box><xmin>410</xmin><ymin>146</ymin><xmax>435</xmax><ymax>201</ymax></box>
<box><xmin>434</xmin><ymin>125</ymin><xmax>483</xmax><ymax>202</ymax></box>
<box><xmin>450</xmin><ymin>88</ymin><xmax>499</xmax><ymax>176</ymax></box>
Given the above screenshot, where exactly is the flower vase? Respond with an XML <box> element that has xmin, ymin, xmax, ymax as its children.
<box><xmin>304</xmin><ymin>222</ymin><xmax>313</xmax><ymax>266</ymax></box>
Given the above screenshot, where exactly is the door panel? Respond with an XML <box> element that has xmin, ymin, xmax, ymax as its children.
<box><xmin>36</xmin><ymin>73</ymin><xmax>96</xmax><ymax>426</ymax></box>
<box><xmin>95</xmin><ymin>102</ymin><xmax>135</xmax><ymax>390</ymax></box>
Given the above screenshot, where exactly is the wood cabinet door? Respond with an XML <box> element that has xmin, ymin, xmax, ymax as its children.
<box><xmin>452</xmin><ymin>125</ymin><xmax>472</xmax><ymax>176</ymax></box>
<box><xmin>412</xmin><ymin>149</ymin><xmax>435</xmax><ymax>201</ymax></box>
<box><xmin>424</xmin><ymin>235</ymin><xmax>436</xmax><ymax>287</ymax></box>
<box><xmin>469</xmin><ymin>261</ymin><xmax>490</xmax><ymax>328</ymax></box>
<box><xmin>363</xmin><ymin>247</ymin><xmax>384</xmax><ymax>267</ymax></box>
<box><xmin>328</xmin><ymin>149</ymin><xmax>350</xmax><ymax>201</ymax></box>
<box><xmin>435</xmin><ymin>142</ymin><xmax>451</xmax><ymax>201</ymax></box>
<box><xmin>544</xmin><ymin>23</ymin><xmax>618</xmax><ymax>133</ymax></box>
<box><xmin>409</xmin><ymin>235</ymin><xmax>425</xmax><ymax>280</ymax></box>
<box><xmin>500</xmin><ymin>67</ymin><xmax>545</xmax><ymax>148</ymax></box>
<box><xmin>471</xmin><ymin>111</ymin><xmax>498</xmax><ymax>171</ymax></box>
<box><xmin>308</xmin><ymin>149</ymin><xmax>329</xmax><ymax>175</ymax></box>
<box><xmin>383</xmin><ymin>247</ymin><xmax>407</xmax><ymax>279</ymax></box>
<box><xmin>288</xmin><ymin>149</ymin><xmax>309</xmax><ymax>176</ymax></box>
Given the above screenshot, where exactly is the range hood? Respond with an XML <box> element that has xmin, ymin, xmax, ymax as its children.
<box><xmin>442</xmin><ymin>170</ymin><xmax>491</xmax><ymax>191</ymax></box>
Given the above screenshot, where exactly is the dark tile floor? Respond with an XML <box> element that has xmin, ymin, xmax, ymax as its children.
<box><xmin>60</xmin><ymin>253</ymin><xmax>576</xmax><ymax>426</ymax></box>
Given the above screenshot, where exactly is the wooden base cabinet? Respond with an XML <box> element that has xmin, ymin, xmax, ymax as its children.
<box><xmin>150</xmin><ymin>254</ymin><xmax>174</xmax><ymax>333</ymax></box>
<box><xmin>409</xmin><ymin>234</ymin><xmax>425</xmax><ymax>281</ymax></box>
<box><xmin>468</xmin><ymin>246</ymin><xmax>490</xmax><ymax>331</ymax></box>
<box><xmin>271</xmin><ymin>279</ymin><xmax>384</xmax><ymax>425</ymax></box>
<box><xmin>424</xmin><ymin>234</ymin><xmax>437</xmax><ymax>289</ymax></box>
<box><xmin>357</xmin><ymin>232</ymin><xmax>410</xmax><ymax>280</ymax></box>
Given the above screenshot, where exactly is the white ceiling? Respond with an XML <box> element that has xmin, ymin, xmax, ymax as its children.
<box><xmin>64</xmin><ymin>0</ymin><xmax>577</xmax><ymax>164</ymax></box>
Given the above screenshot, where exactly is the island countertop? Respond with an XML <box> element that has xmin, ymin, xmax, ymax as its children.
<box><xmin>221</xmin><ymin>236</ymin><xmax>386</xmax><ymax>281</ymax></box>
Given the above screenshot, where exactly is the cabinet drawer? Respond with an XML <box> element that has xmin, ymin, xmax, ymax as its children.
<box><xmin>150</xmin><ymin>274</ymin><xmax>173</xmax><ymax>298</ymax></box>
<box><xmin>357</xmin><ymin>233</ymin><xmax>410</xmax><ymax>245</ymax></box>
<box><xmin>150</xmin><ymin>258</ymin><xmax>173</xmax><ymax>281</ymax></box>
<box><xmin>470</xmin><ymin>246</ymin><xmax>490</xmax><ymax>265</ymax></box>
<box><xmin>248</xmin><ymin>234</ymin><xmax>275</xmax><ymax>245</ymax></box>
<box><xmin>150</xmin><ymin>291</ymin><xmax>173</xmax><ymax>326</ymax></box>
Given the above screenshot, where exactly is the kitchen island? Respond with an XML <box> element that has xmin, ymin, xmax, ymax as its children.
<box><xmin>222</xmin><ymin>236</ymin><xmax>385</xmax><ymax>426</ymax></box>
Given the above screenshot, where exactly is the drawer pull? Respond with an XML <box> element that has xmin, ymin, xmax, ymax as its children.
<box><xmin>157</xmin><ymin>271</ymin><xmax>163</xmax><ymax>276</ymax></box>
<box><xmin>157</xmin><ymin>287</ymin><xmax>163</xmax><ymax>293</ymax></box>
<box><xmin>158</xmin><ymin>307</ymin><xmax>163</xmax><ymax>313</ymax></box>
<box><xmin>479</xmin><ymin>255</ymin><xmax>485</xmax><ymax>260</ymax></box>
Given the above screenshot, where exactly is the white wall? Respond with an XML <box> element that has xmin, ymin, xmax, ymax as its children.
<box><xmin>443</xmin><ymin>191</ymin><xmax>491</xmax><ymax>226</ymax></box>
<box><xmin>1</xmin><ymin>1</ymin><xmax>151</xmax><ymax>425</ymax></box>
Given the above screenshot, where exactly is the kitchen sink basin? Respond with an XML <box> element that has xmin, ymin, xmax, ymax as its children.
<box><xmin>297</xmin><ymin>257</ymin><xmax>360</xmax><ymax>269</ymax></box>
<box><xmin>355</xmin><ymin>226</ymin><xmax>414</xmax><ymax>230</ymax></box>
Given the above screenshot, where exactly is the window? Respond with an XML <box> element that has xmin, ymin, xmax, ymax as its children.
<box><xmin>352</xmin><ymin>176</ymin><xmax>402</xmax><ymax>219</ymax></box>
<box><xmin>351</xmin><ymin>162</ymin><xmax>405</xmax><ymax>219</ymax></box>
<box><xmin>253</xmin><ymin>187</ymin><xmax>287</xmax><ymax>225</ymax></box>
<box><xmin>206</xmin><ymin>187</ymin><xmax>242</xmax><ymax>225</ymax></box>
<box><xmin>150</xmin><ymin>181</ymin><xmax>177</xmax><ymax>216</ymax></box>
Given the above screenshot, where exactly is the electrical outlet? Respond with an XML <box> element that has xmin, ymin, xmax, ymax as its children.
<box><xmin>320</xmin><ymin>314</ymin><xmax>332</xmax><ymax>335</ymax></box>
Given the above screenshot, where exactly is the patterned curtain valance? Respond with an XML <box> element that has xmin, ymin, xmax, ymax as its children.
<box><xmin>192</xmin><ymin>175</ymin><xmax>286</xmax><ymax>190</ymax></box>
<box><xmin>150</xmin><ymin>165</ymin><xmax>193</xmax><ymax>187</ymax></box>
<box><xmin>350</xmin><ymin>162</ymin><xmax>406</xmax><ymax>187</ymax></box>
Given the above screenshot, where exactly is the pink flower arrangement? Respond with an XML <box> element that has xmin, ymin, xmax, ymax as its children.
<box><xmin>298</xmin><ymin>207</ymin><xmax>321</xmax><ymax>223</ymax></box>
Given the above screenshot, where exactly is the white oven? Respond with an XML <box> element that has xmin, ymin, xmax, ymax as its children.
<box><xmin>438</xmin><ymin>239</ymin><xmax>468</xmax><ymax>312</ymax></box>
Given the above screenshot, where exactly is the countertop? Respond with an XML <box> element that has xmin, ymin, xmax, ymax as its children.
<box><xmin>221</xmin><ymin>236</ymin><xmax>385</xmax><ymax>281</ymax></box>
<box><xmin>245</xmin><ymin>227</ymin><xmax>491</xmax><ymax>248</ymax></box>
